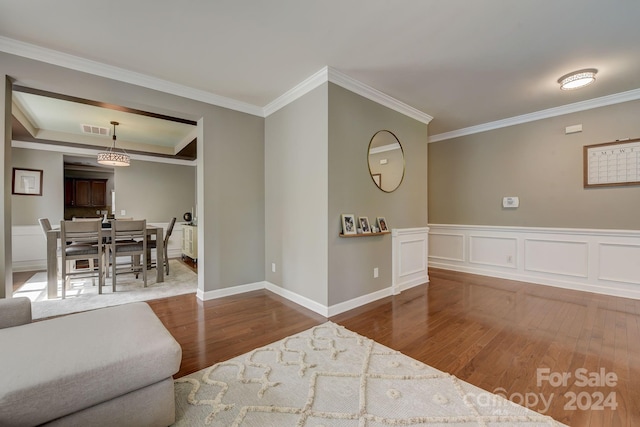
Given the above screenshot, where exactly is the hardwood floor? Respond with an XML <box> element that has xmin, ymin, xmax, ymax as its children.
<box><xmin>146</xmin><ymin>268</ymin><xmax>640</xmax><ymax>427</ymax></box>
<box><xmin>14</xmin><ymin>264</ymin><xmax>638</xmax><ymax>426</ymax></box>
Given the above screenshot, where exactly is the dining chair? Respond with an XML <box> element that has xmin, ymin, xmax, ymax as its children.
<box><xmin>38</xmin><ymin>218</ymin><xmax>62</xmax><ymax>279</ymax></box>
<box><xmin>146</xmin><ymin>217</ymin><xmax>176</xmax><ymax>275</ymax></box>
<box><xmin>38</xmin><ymin>218</ymin><xmax>86</xmax><ymax>281</ymax></box>
<box><xmin>59</xmin><ymin>219</ymin><xmax>106</xmax><ymax>299</ymax></box>
<box><xmin>109</xmin><ymin>219</ymin><xmax>147</xmax><ymax>290</ymax></box>
<box><xmin>71</xmin><ymin>217</ymin><xmax>101</xmax><ymax>271</ymax></box>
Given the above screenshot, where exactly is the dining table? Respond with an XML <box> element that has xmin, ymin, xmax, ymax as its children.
<box><xmin>46</xmin><ymin>223</ymin><xmax>164</xmax><ymax>299</ymax></box>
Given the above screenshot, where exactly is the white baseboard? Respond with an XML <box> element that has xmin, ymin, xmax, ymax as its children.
<box><xmin>265</xmin><ymin>282</ymin><xmax>329</xmax><ymax>317</ymax></box>
<box><xmin>429</xmin><ymin>224</ymin><xmax>640</xmax><ymax>300</ymax></box>
<box><xmin>197</xmin><ymin>281</ymin><xmax>266</xmax><ymax>301</ymax></box>
<box><xmin>326</xmin><ymin>286</ymin><xmax>393</xmax><ymax>317</ymax></box>
<box><xmin>197</xmin><ymin>280</ymin><xmax>403</xmax><ymax>319</ymax></box>
<box><xmin>394</xmin><ymin>275</ymin><xmax>429</xmax><ymax>294</ymax></box>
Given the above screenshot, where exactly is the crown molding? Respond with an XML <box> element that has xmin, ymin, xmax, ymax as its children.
<box><xmin>263</xmin><ymin>66</ymin><xmax>434</xmax><ymax>124</ymax></box>
<box><xmin>429</xmin><ymin>88</ymin><xmax>640</xmax><ymax>143</ymax></box>
<box><xmin>0</xmin><ymin>36</ymin><xmax>263</xmax><ymax>117</ymax></box>
<box><xmin>262</xmin><ymin>67</ymin><xmax>329</xmax><ymax>116</ymax></box>
<box><xmin>327</xmin><ymin>67</ymin><xmax>433</xmax><ymax>124</ymax></box>
<box><xmin>2</xmin><ymin>36</ymin><xmax>433</xmax><ymax>124</ymax></box>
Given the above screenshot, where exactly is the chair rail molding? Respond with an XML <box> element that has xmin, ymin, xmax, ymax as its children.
<box><xmin>428</xmin><ymin>224</ymin><xmax>640</xmax><ymax>300</ymax></box>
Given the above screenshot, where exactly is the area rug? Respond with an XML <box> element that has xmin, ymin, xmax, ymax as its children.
<box><xmin>173</xmin><ymin>322</ymin><xmax>566</xmax><ymax>426</ymax></box>
<box><xmin>15</xmin><ymin>260</ymin><xmax>197</xmax><ymax>319</ymax></box>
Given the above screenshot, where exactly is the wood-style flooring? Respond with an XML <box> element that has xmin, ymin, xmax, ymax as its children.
<box><xmin>14</xmin><ymin>266</ymin><xmax>639</xmax><ymax>426</ymax></box>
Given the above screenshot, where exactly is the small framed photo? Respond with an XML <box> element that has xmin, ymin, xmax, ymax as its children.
<box><xmin>377</xmin><ymin>217</ymin><xmax>388</xmax><ymax>232</ymax></box>
<box><xmin>341</xmin><ymin>214</ymin><xmax>357</xmax><ymax>235</ymax></box>
<box><xmin>359</xmin><ymin>216</ymin><xmax>371</xmax><ymax>233</ymax></box>
<box><xmin>12</xmin><ymin>168</ymin><xmax>43</xmax><ymax>196</ymax></box>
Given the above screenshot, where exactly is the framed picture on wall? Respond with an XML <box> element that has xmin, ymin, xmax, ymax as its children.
<box><xmin>341</xmin><ymin>214</ymin><xmax>357</xmax><ymax>235</ymax></box>
<box><xmin>12</xmin><ymin>168</ymin><xmax>43</xmax><ymax>196</ymax></box>
<box><xmin>376</xmin><ymin>217</ymin><xmax>388</xmax><ymax>232</ymax></box>
<box><xmin>359</xmin><ymin>216</ymin><xmax>371</xmax><ymax>233</ymax></box>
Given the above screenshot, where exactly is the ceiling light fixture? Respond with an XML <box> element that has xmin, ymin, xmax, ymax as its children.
<box><xmin>97</xmin><ymin>121</ymin><xmax>130</xmax><ymax>166</ymax></box>
<box><xmin>558</xmin><ymin>68</ymin><xmax>598</xmax><ymax>90</ymax></box>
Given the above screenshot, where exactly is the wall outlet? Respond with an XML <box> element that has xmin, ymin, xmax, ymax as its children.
<box><xmin>271</xmin><ymin>263</ymin><xmax>276</xmax><ymax>273</ymax></box>
<box><xmin>373</xmin><ymin>267</ymin><xmax>379</xmax><ymax>278</ymax></box>
<box><xmin>120</xmin><ymin>209</ymin><xmax>126</xmax><ymax>216</ymax></box>
<box><xmin>507</xmin><ymin>255</ymin><xmax>513</xmax><ymax>263</ymax></box>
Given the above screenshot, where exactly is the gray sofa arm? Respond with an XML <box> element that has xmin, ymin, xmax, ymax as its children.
<box><xmin>0</xmin><ymin>297</ymin><xmax>32</xmax><ymax>329</ymax></box>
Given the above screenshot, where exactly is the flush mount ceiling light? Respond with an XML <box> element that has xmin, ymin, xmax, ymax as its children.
<box><xmin>97</xmin><ymin>121</ymin><xmax>130</xmax><ymax>166</ymax></box>
<box><xmin>558</xmin><ymin>68</ymin><xmax>598</xmax><ymax>90</ymax></box>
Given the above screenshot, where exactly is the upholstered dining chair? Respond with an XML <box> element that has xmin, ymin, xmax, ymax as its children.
<box><xmin>146</xmin><ymin>217</ymin><xmax>176</xmax><ymax>275</ymax></box>
<box><xmin>59</xmin><ymin>219</ymin><xmax>106</xmax><ymax>298</ymax></box>
<box><xmin>109</xmin><ymin>219</ymin><xmax>147</xmax><ymax>291</ymax></box>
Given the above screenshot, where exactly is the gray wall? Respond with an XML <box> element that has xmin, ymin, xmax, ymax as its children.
<box><xmin>428</xmin><ymin>99</ymin><xmax>640</xmax><ymax>229</ymax></box>
<box><xmin>114</xmin><ymin>160</ymin><xmax>195</xmax><ymax>223</ymax></box>
<box><xmin>265</xmin><ymin>84</ymin><xmax>329</xmax><ymax>305</ymax></box>
<box><xmin>328</xmin><ymin>84</ymin><xmax>428</xmax><ymax>306</ymax></box>
<box><xmin>11</xmin><ymin>148</ymin><xmax>63</xmax><ymax>225</ymax></box>
<box><xmin>1</xmin><ymin>51</ymin><xmax>265</xmax><ymax>294</ymax></box>
<box><xmin>200</xmin><ymin>107</ymin><xmax>264</xmax><ymax>288</ymax></box>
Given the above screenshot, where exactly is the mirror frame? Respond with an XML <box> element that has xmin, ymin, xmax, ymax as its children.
<box><xmin>367</xmin><ymin>130</ymin><xmax>405</xmax><ymax>193</ymax></box>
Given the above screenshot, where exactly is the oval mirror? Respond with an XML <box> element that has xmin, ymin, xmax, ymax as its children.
<box><xmin>367</xmin><ymin>130</ymin><xmax>405</xmax><ymax>192</ymax></box>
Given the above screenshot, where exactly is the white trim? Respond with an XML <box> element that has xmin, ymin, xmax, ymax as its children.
<box><xmin>369</xmin><ymin>142</ymin><xmax>401</xmax><ymax>155</ymax></box>
<box><xmin>196</xmin><ymin>279</ymin><xmax>413</xmax><ymax>319</ymax></box>
<box><xmin>392</xmin><ymin>227</ymin><xmax>430</xmax><ymax>295</ymax></box>
<box><xmin>428</xmin><ymin>88</ymin><xmax>640</xmax><ymax>142</ymax></box>
<box><xmin>1</xmin><ymin>37</ymin><xmax>433</xmax><ymax>124</ymax></box>
<box><xmin>262</xmin><ymin>68</ymin><xmax>329</xmax><ymax>117</ymax></box>
<box><xmin>263</xmin><ymin>66</ymin><xmax>434</xmax><ymax>124</ymax></box>
<box><xmin>327</xmin><ymin>286</ymin><xmax>393</xmax><ymax>317</ymax></box>
<box><xmin>12</xmin><ymin>140</ymin><xmax>197</xmax><ymax>166</ymax></box>
<box><xmin>0</xmin><ymin>36</ymin><xmax>263</xmax><ymax>117</ymax></box>
<box><xmin>327</xmin><ymin>67</ymin><xmax>433</xmax><ymax>125</ymax></box>
<box><xmin>429</xmin><ymin>224</ymin><xmax>640</xmax><ymax>300</ymax></box>
<box><xmin>5</xmin><ymin>35</ymin><xmax>639</xmax><ymax>141</ymax></box>
<box><xmin>197</xmin><ymin>281</ymin><xmax>266</xmax><ymax>301</ymax></box>
<box><xmin>265</xmin><ymin>282</ymin><xmax>329</xmax><ymax>317</ymax></box>
<box><xmin>428</xmin><ymin>223</ymin><xmax>640</xmax><ymax>238</ymax></box>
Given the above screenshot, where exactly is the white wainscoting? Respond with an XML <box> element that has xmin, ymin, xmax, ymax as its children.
<box><xmin>11</xmin><ymin>221</ymin><xmax>185</xmax><ymax>272</ymax></box>
<box><xmin>429</xmin><ymin>224</ymin><xmax>640</xmax><ymax>300</ymax></box>
<box><xmin>392</xmin><ymin>227</ymin><xmax>430</xmax><ymax>294</ymax></box>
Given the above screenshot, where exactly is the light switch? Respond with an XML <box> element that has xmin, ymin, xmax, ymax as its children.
<box><xmin>502</xmin><ymin>197</ymin><xmax>519</xmax><ymax>208</ymax></box>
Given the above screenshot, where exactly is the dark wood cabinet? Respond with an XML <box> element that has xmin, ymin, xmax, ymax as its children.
<box><xmin>64</xmin><ymin>178</ymin><xmax>74</xmax><ymax>206</ymax></box>
<box><xmin>74</xmin><ymin>180</ymin><xmax>91</xmax><ymax>206</ymax></box>
<box><xmin>65</xmin><ymin>178</ymin><xmax>108</xmax><ymax>207</ymax></box>
<box><xmin>91</xmin><ymin>180</ymin><xmax>107</xmax><ymax>206</ymax></box>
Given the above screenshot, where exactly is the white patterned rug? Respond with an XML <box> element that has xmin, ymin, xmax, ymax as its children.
<box><xmin>15</xmin><ymin>260</ymin><xmax>197</xmax><ymax>319</ymax></box>
<box><xmin>173</xmin><ymin>322</ymin><xmax>566</xmax><ymax>426</ymax></box>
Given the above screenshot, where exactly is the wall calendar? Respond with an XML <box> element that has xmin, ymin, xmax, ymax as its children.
<box><xmin>584</xmin><ymin>138</ymin><xmax>640</xmax><ymax>188</ymax></box>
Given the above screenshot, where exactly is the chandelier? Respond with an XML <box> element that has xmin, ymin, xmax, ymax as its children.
<box><xmin>97</xmin><ymin>121</ymin><xmax>130</xmax><ymax>166</ymax></box>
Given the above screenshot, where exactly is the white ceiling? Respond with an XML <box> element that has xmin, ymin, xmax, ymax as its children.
<box><xmin>1</xmin><ymin>0</ymin><xmax>640</xmax><ymax>139</ymax></box>
<box><xmin>12</xmin><ymin>91</ymin><xmax>197</xmax><ymax>156</ymax></box>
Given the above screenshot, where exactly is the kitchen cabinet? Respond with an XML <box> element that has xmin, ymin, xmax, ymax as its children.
<box><xmin>65</xmin><ymin>178</ymin><xmax>107</xmax><ymax>207</ymax></box>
